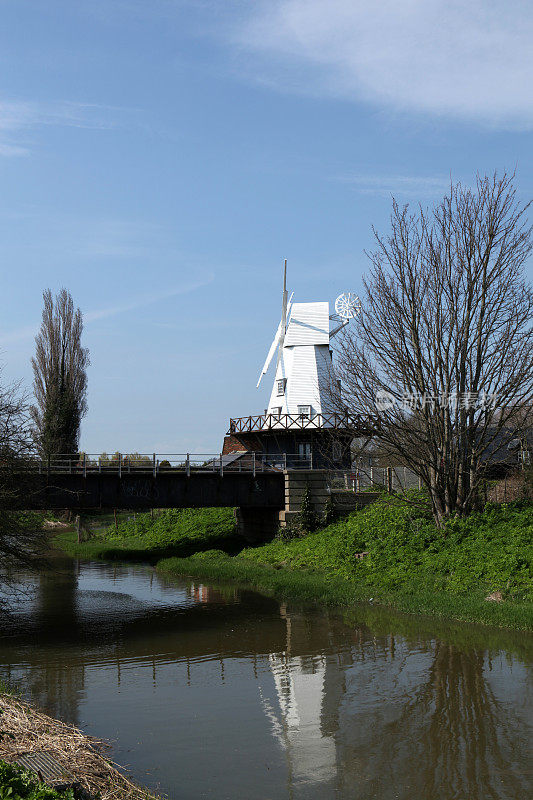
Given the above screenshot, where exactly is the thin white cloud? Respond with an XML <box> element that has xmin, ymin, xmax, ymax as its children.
<box><xmin>0</xmin><ymin>211</ymin><xmax>167</xmax><ymax>259</ymax></box>
<box><xmin>84</xmin><ymin>277</ymin><xmax>214</xmax><ymax>322</ymax></box>
<box><xmin>0</xmin><ymin>142</ymin><xmax>30</xmax><ymax>157</ymax></box>
<box><xmin>337</xmin><ymin>174</ymin><xmax>452</xmax><ymax>198</ymax></box>
<box><xmin>0</xmin><ymin>276</ymin><xmax>214</xmax><ymax>345</ymax></box>
<box><xmin>232</xmin><ymin>0</ymin><xmax>533</xmax><ymax>129</ymax></box>
<box><xmin>0</xmin><ymin>99</ymin><xmax>136</xmax><ymax>156</ymax></box>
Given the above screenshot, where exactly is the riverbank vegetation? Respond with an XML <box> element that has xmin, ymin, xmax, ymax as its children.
<box><xmin>0</xmin><ymin>692</ymin><xmax>157</xmax><ymax>800</ymax></box>
<box><xmin>52</xmin><ymin>495</ymin><xmax>533</xmax><ymax>629</ymax></box>
<box><xmin>55</xmin><ymin>507</ymin><xmax>239</xmax><ymax>561</ymax></box>
<box><xmin>157</xmin><ymin>496</ymin><xmax>533</xmax><ymax>630</ymax></box>
<box><xmin>0</xmin><ymin>760</ymin><xmax>74</xmax><ymax>800</ymax></box>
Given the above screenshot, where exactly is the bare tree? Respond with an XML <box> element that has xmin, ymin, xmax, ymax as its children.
<box><xmin>31</xmin><ymin>289</ymin><xmax>90</xmax><ymax>456</ymax></box>
<box><xmin>334</xmin><ymin>173</ymin><xmax>533</xmax><ymax>525</ymax></box>
<box><xmin>0</xmin><ymin>371</ymin><xmax>47</xmax><ymax>601</ymax></box>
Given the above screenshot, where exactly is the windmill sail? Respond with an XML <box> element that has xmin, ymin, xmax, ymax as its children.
<box><xmin>256</xmin><ymin>322</ymin><xmax>282</xmax><ymax>387</ymax></box>
<box><xmin>257</xmin><ymin>260</ymin><xmax>293</xmax><ymax>387</ymax></box>
<box><xmin>274</xmin><ymin>260</ymin><xmax>288</xmax><ymax>375</ymax></box>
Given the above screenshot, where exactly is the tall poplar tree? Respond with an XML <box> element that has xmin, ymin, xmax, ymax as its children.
<box><xmin>31</xmin><ymin>289</ymin><xmax>90</xmax><ymax>456</ymax></box>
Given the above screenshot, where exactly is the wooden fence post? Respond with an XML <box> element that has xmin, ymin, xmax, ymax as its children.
<box><xmin>386</xmin><ymin>467</ymin><xmax>393</xmax><ymax>493</ymax></box>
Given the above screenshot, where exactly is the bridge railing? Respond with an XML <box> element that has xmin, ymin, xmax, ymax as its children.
<box><xmin>22</xmin><ymin>453</ymin><xmax>315</xmax><ymax>476</ymax></box>
<box><xmin>326</xmin><ymin>466</ymin><xmax>422</xmax><ymax>492</ymax></box>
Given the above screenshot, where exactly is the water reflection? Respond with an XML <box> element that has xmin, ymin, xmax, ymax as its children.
<box><xmin>0</xmin><ymin>557</ymin><xmax>531</xmax><ymax>799</ymax></box>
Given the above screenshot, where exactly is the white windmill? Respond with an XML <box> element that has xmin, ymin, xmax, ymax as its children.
<box><xmin>257</xmin><ymin>262</ymin><xmax>361</xmax><ymax>422</ymax></box>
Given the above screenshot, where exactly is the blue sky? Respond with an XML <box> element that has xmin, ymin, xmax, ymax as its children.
<box><xmin>0</xmin><ymin>0</ymin><xmax>532</xmax><ymax>453</ymax></box>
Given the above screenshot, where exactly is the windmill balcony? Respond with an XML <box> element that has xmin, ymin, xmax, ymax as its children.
<box><xmin>228</xmin><ymin>411</ymin><xmax>360</xmax><ymax>434</ymax></box>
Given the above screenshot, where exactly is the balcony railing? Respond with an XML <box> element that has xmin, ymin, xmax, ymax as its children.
<box><xmin>228</xmin><ymin>412</ymin><xmax>365</xmax><ymax>434</ymax></box>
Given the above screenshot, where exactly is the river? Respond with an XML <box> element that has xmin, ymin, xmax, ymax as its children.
<box><xmin>0</xmin><ymin>554</ymin><xmax>531</xmax><ymax>800</ymax></box>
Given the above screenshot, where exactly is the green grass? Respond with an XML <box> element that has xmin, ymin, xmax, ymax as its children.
<box><xmin>157</xmin><ymin>498</ymin><xmax>533</xmax><ymax>631</ymax></box>
<box><xmin>0</xmin><ymin>761</ymin><xmax>74</xmax><ymax>800</ymax></box>
<box><xmin>54</xmin><ymin>507</ymin><xmax>240</xmax><ymax>562</ymax></box>
<box><xmin>157</xmin><ymin>553</ymin><xmax>533</xmax><ymax>630</ymax></box>
<box><xmin>243</xmin><ymin>497</ymin><xmax>533</xmax><ymax>601</ymax></box>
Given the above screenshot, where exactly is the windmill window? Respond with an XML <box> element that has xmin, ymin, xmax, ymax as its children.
<box><xmin>271</xmin><ymin>407</ymin><xmax>282</xmax><ymax>417</ymax></box>
<box><xmin>298</xmin><ymin>405</ymin><xmax>311</xmax><ymax>419</ymax></box>
<box><xmin>277</xmin><ymin>379</ymin><xmax>286</xmax><ymax>396</ymax></box>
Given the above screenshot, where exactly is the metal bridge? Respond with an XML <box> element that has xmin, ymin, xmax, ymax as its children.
<box><xmin>14</xmin><ymin>453</ymin><xmax>406</xmax><ymax>539</ymax></box>
<box><xmin>15</xmin><ymin>453</ymin><xmax>293</xmax><ymax>520</ymax></box>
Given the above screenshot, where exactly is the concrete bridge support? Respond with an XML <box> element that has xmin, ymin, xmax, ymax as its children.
<box><xmin>235</xmin><ymin>472</ymin><xmax>382</xmax><ymax>541</ymax></box>
<box><xmin>279</xmin><ymin>470</ymin><xmax>329</xmax><ymax>529</ymax></box>
<box><xmin>234</xmin><ymin>471</ymin><xmax>330</xmax><ymax>541</ymax></box>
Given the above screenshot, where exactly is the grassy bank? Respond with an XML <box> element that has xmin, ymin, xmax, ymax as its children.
<box><xmin>157</xmin><ymin>498</ymin><xmax>533</xmax><ymax>631</ymax></box>
<box><xmin>55</xmin><ymin>507</ymin><xmax>239</xmax><ymax>561</ymax></box>
<box><xmin>53</xmin><ymin>496</ymin><xmax>533</xmax><ymax>630</ymax></box>
<box><xmin>157</xmin><ymin>552</ymin><xmax>533</xmax><ymax>630</ymax></box>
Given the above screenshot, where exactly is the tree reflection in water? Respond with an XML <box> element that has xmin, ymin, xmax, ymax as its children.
<box><xmin>0</xmin><ymin>561</ymin><xmax>530</xmax><ymax>800</ymax></box>
<box><xmin>261</xmin><ymin>609</ymin><xmax>531</xmax><ymax>800</ymax></box>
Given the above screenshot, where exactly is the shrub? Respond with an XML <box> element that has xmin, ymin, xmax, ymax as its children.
<box><xmin>323</xmin><ymin>495</ymin><xmax>336</xmax><ymax>526</ymax></box>
<box><xmin>0</xmin><ymin>760</ymin><xmax>74</xmax><ymax>800</ymax></box>
<box><xmin>275</xmin><ymin>518</ymin><xmax>303</xmax><ymax>542</ymax></box>
<box><xmin>299</xmin><ymin>486</ymin><xmax>319</xmax><ymax>533</ymax></box>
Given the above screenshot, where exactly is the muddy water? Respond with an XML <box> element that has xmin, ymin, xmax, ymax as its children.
<box><xmin>0</xmin><ymin>555</ymin><xmax>531</xmax><ymax>800</ymax></box>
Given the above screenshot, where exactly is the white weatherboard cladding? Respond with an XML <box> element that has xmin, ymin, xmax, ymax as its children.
<box><xmin>284</xmin><ymin>302</ymin><xmax>330</xmax><ymax>346</ymax></box>
<box><xmin>268</xmin><ymin>343</ymin><xmax>334</xmax><ymax>416</ymax></box>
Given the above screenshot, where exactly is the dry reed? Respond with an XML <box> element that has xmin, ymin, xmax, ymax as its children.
<box><xmin>0</xmin><ymin>693</ymin><xmax>160</xmax><ymax>799</ymax></box>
